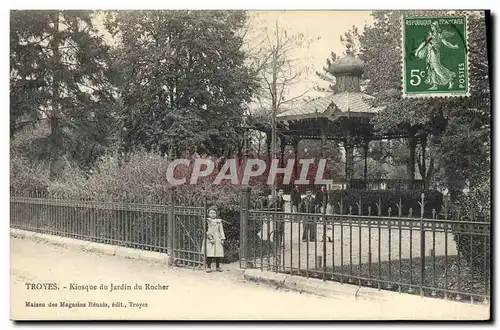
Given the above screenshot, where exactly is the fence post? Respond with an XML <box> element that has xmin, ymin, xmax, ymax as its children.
<box><xmin>444</xmin><ymin>194</ymin><xmax>449</xmax><ymax>220</ymax></box>
<box><xmin>203</xmin><ymin>197</ymin><xmax>208</xmax><ymax>271</ymax></box>
<box><xmin>35</xmin><ymin>191</ymin><xmax>40</xmax><ymax>231</ymax></box>
<box><xmin>167</xmin><ymin>187</ymin><xmax>176</xmax><ymax>266</ymax></box>
<box><xmin>322</xmin><ymin>194</ymin><xmax>327</xmax><ymax>280</ymax></box>
<box><xmin>240</xmin><ymin>186</ymin><xmax>251</xmax><ymax>269</ymax></box>
<box><xmin>419</xmin><ymin>193</ymin><xmax>426</xmax><ymax>297</ymax></box>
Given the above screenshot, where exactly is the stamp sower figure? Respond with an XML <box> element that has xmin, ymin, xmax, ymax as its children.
<box><xmin>415</xmin><ymin>21</ymin><xmax>459</xmax><ymax>90</ymax></box>
<box><xmin>203</xmin><ymin>206</ymin><xmax>226</xmax><ymax>273</ymax></box>
<box><xmin>300</xmin><ymin>188</ymin><xmax>317</xmax><ymax>242</ymax></box>
<box><xmin>269</xmin><ymin>187</ymin><xmax>285</xmax><ymax>245</ymax></box>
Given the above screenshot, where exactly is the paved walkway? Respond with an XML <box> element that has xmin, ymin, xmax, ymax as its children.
<box><xmin>255</xmin><ymin>221</ymin><xmax>457</xmax><ymax>270</ymax></box>
<box><xmin>10</xmin><ymin>236</ymin><xmax>488</xmax><ymax>320</ymax></box>
<box><xmin>253</xmin><ymin>202</ymin><xmax>457</xmax><ymax>271</ymax></box>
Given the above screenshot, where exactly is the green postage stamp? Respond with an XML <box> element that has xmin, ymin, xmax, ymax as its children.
<box><xmin>402</xmin><ymin>15</ymin><xmax>469</xmax><ymax>98</ymax></box>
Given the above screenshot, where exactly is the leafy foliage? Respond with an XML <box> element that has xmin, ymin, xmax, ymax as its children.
<box><xmin>355</xmin><ymin>10</ymin><xmax>491</xmax><ymax>273</ymax></box>
<box><xmin>316</xmin><ymin>25</ymin><xmax>361</xmax><ymax>93</ymax></box>
<box><xmin>106</xmin><ymin>10</ymin><xmax>257</xmax><ymax>157</ymax></box>
<box><xmin>10</xmin><ymin>10</ymin><xmax>116</xmax><ymax>174</ymax></box>
<box><xmin>315</xmin><ymin>51</ymin><xmax>340</xmax><ymax>93</ymax></box>
<box><xmin>358</xmin><ymin>11</ymin><xmax>490</xmax><ymax>195</ymax></box>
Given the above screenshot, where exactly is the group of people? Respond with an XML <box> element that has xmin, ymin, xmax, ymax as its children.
<box><xmin>269</xmin><ymin>186</ymin><xmax>329</xmax><ymax>243</ymax></box>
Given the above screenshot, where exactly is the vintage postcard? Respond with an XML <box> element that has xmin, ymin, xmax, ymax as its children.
<box><xmin>9</xmin><ymin>9</ymin><xmax>491</xmax><ymax>321</ymax></box>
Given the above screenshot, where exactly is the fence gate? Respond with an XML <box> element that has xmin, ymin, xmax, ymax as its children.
<box><xmin>169</xmin><ymin>191</ymin><xmax>207</xmax><ymax>269</ymax></box>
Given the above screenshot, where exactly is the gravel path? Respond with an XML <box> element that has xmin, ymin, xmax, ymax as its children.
<box><xmin>10</xmin><ymin>236</ymin><xmax>489</xmax><ymax>320</ymax></box>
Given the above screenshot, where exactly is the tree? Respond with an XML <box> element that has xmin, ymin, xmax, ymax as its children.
<box><xmin>106</xmin><ymin>10</ymin><xmax>256</xmax><ymax>158</ymax></box>
<box><xmin>10</xmin><ymin>10</ymin><xmax>115</xmax><ymax>176</ymax></box>
<box><xmin>437</xmin><ymin>12</ymin><xmax>491</xmax><ymax>199</ymax></box>
<box><xmin>315</xmin><ymin>51</ymin><xmax>340</xmax><ymax>93</ymax></box>
<box><xmin>356</xmin><ymin>11</ymin><xmax>491</xmax><ymax>278</ymax></box>
<box><xmin>357</xmin><ymin>11</ymin><xmax>492</xmax><ymax>276</ymax></box>
<box><xmin>316</xmin><ymin>25</ymin><xmax>362</xmax><ymax>93</ymax></box>
<box><xmin>244</xmin><ymin>16</ymin><xmax>315</xmax><ymax>161</ymax></box>
<box><xmin>365</xmin><ymin>139</ymin><xmax>407</xmax><ymax>178</ymax></box>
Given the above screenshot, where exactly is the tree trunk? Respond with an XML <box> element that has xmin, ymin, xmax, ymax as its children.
<box><xmin>266</xmin><ymin>131</ymin><xmax>271</xmax><ymax>160</ymax></box>
<box><xmin>416</xmin><ymin>135</ymin><xmax>436</xmax><ymax>189</ymax></box>
<box><xmin>271</xmin><ymin>39</ymin><xmax>278</xmax><ymax>199</ymax></box>
<box><xmin>344</xmin><ymin>138</ymin><xmax>354</xmax><ymax>180</ymax></box>
<box><xmin>363</xmin><ymin>141</ymin><xmax>369</xmax><ymax>181</ymax></box>
<box><xmin>257</xmin><ymin>132</ymin><xmax>262</xmax><ymax>155</ymax></box>
<box><xmin>49</xmin><ymin>11</ymin><xmax>62</xmax><ymax>180</ymax></box>
<box><xmin>426</xmin><ymin>157</ymin><xmax>434</xmax><ymax>188</ymax></box>
<box><xmin>292</xmin><ymin>138</ymin><xmax>299</xmax><ymax>182</ymax></box>
<box><xmin>417</xmin><ymin>135</ymin><xmax>427</xmax><ymax>188</ymax></box>
<box><xmin>279</xmin><ymin>136</ymin><xmax>286</xmax><ymax>167</ymax></box>
<box><xmin>406</xmin><ymin>136</ymin><xmax>417</xmax><ymax>183</ymax></box>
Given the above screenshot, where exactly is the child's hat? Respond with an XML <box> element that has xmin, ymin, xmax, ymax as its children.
<box><xmin>208</xmin><ymin>205</ymin><xmax>218</xmax><ymax>213</ymax></box>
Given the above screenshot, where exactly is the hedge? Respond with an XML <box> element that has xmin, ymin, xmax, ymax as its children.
<box><xmin>328</xmin><ymin>189</ymin><xmax>444</xmax><ymax>218</ymax></box>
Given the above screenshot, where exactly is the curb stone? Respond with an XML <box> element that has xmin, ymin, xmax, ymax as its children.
<box><xmin>40</xmin><ymin>234</ymin><xmax>77</xmax><ymax>248</ymax></box>
<box><xmin>114</xmin><ymin>246</ymin><xmax>139</xmax><ymax>259</ymax></box>
<box><xmin>137</xmin><ymin>250</ymin><xmax>169</xmax><ymax>265</ymax></box>
<box><xmin>242</xmin><ymin>269</ymin><xmax>490</xmax><ymax>309</ymax></box>
<box><xmin>81</xmin><ymin>241</ymin><xmax>94</xmax><ymax>252</ymax></box>
<box><xmin>356</xmin><ymin>286</ymin><xmax>397</xmax><ymax>302</ymax></box>
<box><xmin>243</xmin><ymin>269</ymin><xmax>394</xmax><ymax>301</ymax></box>
<box><xmin>10</xmin><ymin>229</ymin><xmax>170</xmax><ymax>266</ymax></box>
<box><xmin>11</xmin><ymin>228</ymin><xmax>35</xmax><ymax>239</ymax></box>
<box><xmin>317</xmin><ymin>281</ymin><xmax>358</xmax><ymax>301</ymax></box>
<box><xmin>90</xmin><ymin>243</ymin><xmax>117</xmax><ymax>256</ymax></box>
<box><xmin>296</xmin><ymin>277</ymin><xmax>323</xmax><ymax>295</ymax></box>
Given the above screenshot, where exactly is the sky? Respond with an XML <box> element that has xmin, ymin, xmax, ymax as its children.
<box><xmin>246</xmin><ymin>11</ymin><xmax>374</xmax><ymax>102</ymax></box>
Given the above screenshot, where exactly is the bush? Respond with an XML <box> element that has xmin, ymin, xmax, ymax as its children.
<box><xmin>10</xmin><ymin>152</ymin><xmax>50</xmax><ymax>195</ymax></box>
<box><xmin>44</xmin><ymin>150</ymin><xmax>172</xmax><ymax>201</ymax></box>
<box><xmin>452</xmin><ymin>211</ymin><xmax>490</xmax><ymax>274</ymax></box>
<box><xmin>450</xmin><ymin>173</ymin><xmax>491</xmax><ymax>277</ymax></box>
<box><xmin>328</xmin><ymin>189</ymin><xmax>444</xmax><ymax>218</ymax></box>
<box><xmin>10</xmin><ymin>148</ymin><xmax>266</xmax><ymax>264</ymax></box>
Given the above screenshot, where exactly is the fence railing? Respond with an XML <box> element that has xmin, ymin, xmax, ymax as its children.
<box><xmin>11</xmin><ymin>190</ymin><xmax>491</xmax><ymax>304</ymax></box>
<box><xmin>10</xmin><ymin>192</ymin><xmax>212</xmax><ymax>268</ymax></box>
<box><xmin>280</xmin><ymin>178</ymin><xmax>426</xmax><ymax>195</ymax></box>
<box><xmin>239</xmin><ymin>189</ymin><xmax>491</xmax><ymax>304</ymax></box>
<box><xmin>10</xmin><ymin>194</ymin><xmax>171</xmax><ymax>253</ymax></box>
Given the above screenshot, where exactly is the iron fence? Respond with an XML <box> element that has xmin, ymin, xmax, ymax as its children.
<box><xmin>10</xmin><ymin>192</ymin><xmax>208</xmax><ymax>269</ymax></box>
<box><xmin>240</xmin><ymin>189</ymin><xmax>491</xmax><ymax>304</ymax></box>
<box><xmin>10</xmin><ymin>190</ymin><xmax>491</xmax><ymax>304</ymax></box>
<box><xmin>171</xmin><ymin>192</ymin><xmax>207</xmax><ymax>268</ymax></box>
<box><xmin>10</xmin><ymin>193</ymin><xmax>171</xmax><ymax>253</ymax></box>
<box><xmin>280</xmin><ymin>178</ymin><xmax>426</xmax><ymax>195</ymax></box>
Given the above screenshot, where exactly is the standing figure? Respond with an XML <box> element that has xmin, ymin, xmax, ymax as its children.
<box><xmin>269</xmin><ymin>188</ymin><xmax>285</xmax><ymax>212</ymax></box>
<box><xmin>269</xmin><ymin>188</ymin><xmax>285</xmax><ymax>245</ymax></box>
<box><xmin>415</xmin><ymin>21</ymin><xmax>459</xmax><ymax>90</ymax></box>
<box><xmin>315</xmin><ymin>185</ymin><xmax>328</xmax><ymax>214</ymax></box>
<box><xmin>300</xmin><ymin>188</ymin><xmax>317</xmax><ymax>242</ymax></box>
<box><xmin>290</xmin><ymin>186</ymin><xmax>302</xmax><ymax>213</ymax></box>
<box><xmin>202</xmin><ymin>206</ymin><xmax>226</xmax><ymax>273</ymax></box>
<box><xmin>259</xmin><ymin>184</ymin><xmax>271</xmax><ymax>209</ymax></box>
